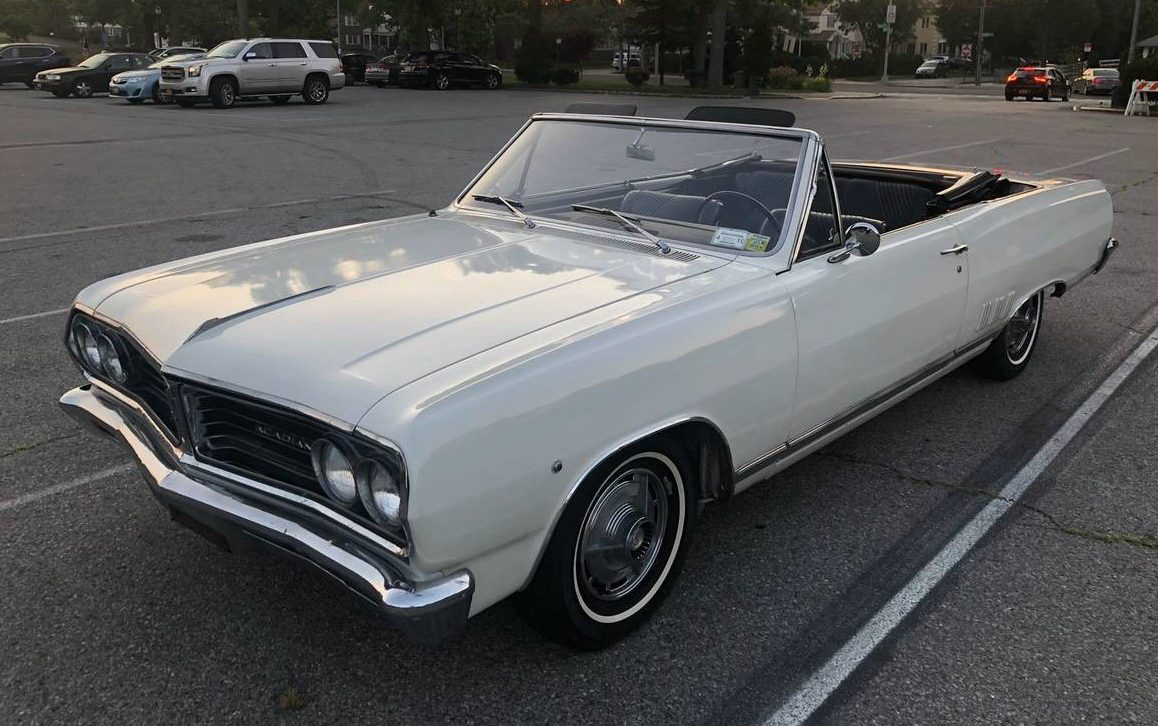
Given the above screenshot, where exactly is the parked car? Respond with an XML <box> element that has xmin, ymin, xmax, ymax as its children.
<box><xmin>340</xmin><ymin>52</ymin><xmax>379</xmax><ymax>84</ymax></box>
<box><xmin>364</xmin><ymin>54</ymin><xmax>399</xmax><ymax>86</ymax></box>
<box><xmin>1072</xmin><ymin>67</ymin><xmax>1120</xmax><ymax>95</ymax></box>
<box><xmin>33</xmin><ymin>52</ymin><xmax>150</xmax><ymax>97</ymax></box>
<box><xmin>397</xmin><ymin>51</ymin><xmax>502</xmax><ymax>89</ymax></box>
<box><xmin>914</xmin><ymin>59</ymin><xmax>948</xmax><ymax>78</ymax></box>
<box><xmin>147</xmin><ymin>46</ymin><xmax>206</xmax><ymax>61</ymax></box>
<box><xmin>109</xmin><ymin>53</ymin><xmax>203</xmax><ymax>104</ymax></box>
<box><xmin>1005</xmin><ymin>65</ymin><xmax>1069</xmax><ymax>101</ymax></box>
<box><xmin>0</xmin><ymin>43</ymin><xmax>71</xmax><ymax>87</ymax></box>
<box><xmin>158</xmin><ymin>38</ymin><xmax>344</xmax><ymax>108</ymax></box>
<box><xmin>611</xmin><ymin>51</ymin><xmax>641</xmax><ymax>72</ymax></box>
<box><xmin>60</xmin><ymin>108</ymin><xmax>1115</xmax><ymax>648</ymax></box>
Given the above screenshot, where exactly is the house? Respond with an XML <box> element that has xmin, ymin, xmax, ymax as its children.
<box><xmin>1139</xmin><ymin>33</ymin><xmax>1158</xmax><ymax>59</ymax></box>
<box><xmin>334</xmin><ymin>14</ymin><xmax>396</xmax><ymax>53</ymax></box>
<box><xmin>783</xmin><ymin>3</ymin><xmax>863</xmax><ymax>59</ymax></box>
<box><xmin>908</xmin><ymin>1</ymin><xmax>948</xmax><ymax>58</ymax></box>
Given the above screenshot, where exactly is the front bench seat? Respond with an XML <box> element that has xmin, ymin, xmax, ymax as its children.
<box><xmin>836</xmin><ymin>178</ymin><xmax>933</xmax><ymax>230</ymax></box>
<box><xmin>619</xmin><ymin>190</ymin><xmax>723</xmax><ymax>225</ymax></box>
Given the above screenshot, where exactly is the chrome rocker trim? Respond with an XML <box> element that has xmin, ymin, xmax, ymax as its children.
<box><xmin>59</xmin><ymin>384</ymin><xmax>474</xmax><ymax>644</ymax></box>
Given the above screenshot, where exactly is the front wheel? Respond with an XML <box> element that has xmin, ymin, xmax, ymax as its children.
<box><xmin>485</xmin><ymin>73</ymin><xmax>501</xmax><ymax>90</ymax></box>
<box><xmin>434</xmin><ymin>72</ymin><xmax>450</xmax><ymax>90</ymax></box>
<box><xmin>72</xmin><ymin>80</ymin><xmax>93</xmax><ymax>98</ymax></box>
<box><xmin>517</xmin><ymin>439</ymin><xmax>698</xmax><ymax>649</ymax></box>
<box><xmin>152</xmin><ymin>85</ymin><xmax>171</xmax><ymax>104</ymax></box>
<box><xmin>971</xmin><ymin>291</ymin><xmax>1044</xmax><ymax>381</ymax></box>
<box><xmin>209</xmin><ymin>77</ymin><xmax>237</xmax><ymax>108</ymax></box>
<box><xmin>302</xmin><ymin>75</ymin><xmax>329</xmax><ymax>104</ymax></box>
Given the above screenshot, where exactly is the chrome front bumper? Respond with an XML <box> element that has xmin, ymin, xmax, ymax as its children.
<box><xmin>59</xmin><ymin>383</ymin><xmax>473</xmax><ymax>644</ymax></box>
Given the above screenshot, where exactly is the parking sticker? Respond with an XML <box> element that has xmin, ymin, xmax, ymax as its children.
<box><xmin>711</xmin><ymin>227</ymin><xmax>771</xmax><ymax>253</ymax></box>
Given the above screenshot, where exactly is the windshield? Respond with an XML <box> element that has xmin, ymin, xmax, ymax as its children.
<box><xmin>149</xmin><ymin>53</ymin><xmax>200</xmax><ymax>68</ymax></box>
<box><xmin>206</xmin><ymin>40</ymin><xmax>247</xmax><ymax>59</ymax></box>
<box><xmin>462</xmin><ymin>118</ymin><xmax>805</xmax><ymax>254</ymax></box>
<box><xmin>79</xmin><ymin>53</ymin><xmax>112</xmax><ymax>69</ymax></box>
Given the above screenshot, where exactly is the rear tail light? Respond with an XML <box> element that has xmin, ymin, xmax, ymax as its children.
<box><xmin>1033</xmin><ymin>75</ymin><xmax>1048</xmax><ymax>84</ymax></box>
<box><xmin>1006</xmin><ymin>73</ymin><xmax>1017</xmax><ymax>82</ymax></box>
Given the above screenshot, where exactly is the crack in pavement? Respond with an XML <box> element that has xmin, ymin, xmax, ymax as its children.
<box><xmin>815</xmin><ymin>450</ymin><xmax>1158</xmax><ymax>552</ymax></box>
<box><xmin>1</xmin><ymin>431</ymin><xmax>80</xmax><ymax>459</ymax></box>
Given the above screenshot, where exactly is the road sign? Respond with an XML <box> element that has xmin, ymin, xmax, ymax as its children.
<box><xmin>886</xmin><ymin>3</ymin><xmax>896</xmax><ymax>23</ymax></box>
<box><xmin>1084</xmin><ymin>42</ymin><xmax>1093</xmax><ymax>52</ymax></box>
<box><xmin>961</xmin><ymin>43</ymin><xmax>972</xmax><ymax>59</ymax></box>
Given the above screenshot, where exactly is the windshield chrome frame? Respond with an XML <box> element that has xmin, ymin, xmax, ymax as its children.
<box><xmin>452</xmin><ymin>113</ymin><xmax>821</xmax><ymax>272</ymax></box>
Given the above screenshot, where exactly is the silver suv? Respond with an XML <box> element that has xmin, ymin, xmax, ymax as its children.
<box><xmin>159</xmin><ymin>38</ymin><xmax>344</xmax><ymax>108</ymax></box>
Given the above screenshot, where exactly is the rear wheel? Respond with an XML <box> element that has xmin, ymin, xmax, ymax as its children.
<box><xmin>517</xmin><ymin>438</ymin><xmax>698</xmax><ymax>649</ymax></box>
<box><xmin>209</xmin><ymin>77</ymin><xmax>238</xmax><ymax>108</ymax></box>
<box><xmin>485</xmin><ymin>72</ymin><xmax>501</xmax><ymax>90</ymax></box>
<box><xmin>434</xmin><ymin>72</ymin><xmax>450</xmax><ymax>90</ymax></box>
<box><xmin>1005</xmin><ymin>89</ymin><xmax>1014</xmax><ymax>101</ymax></box>
<box><xmin>302</xmin><ymin>74</ymin><xmax>329</xmax><ymax>104</ymax></box>
<box><xmin>72</xmin><ymin>80</ymin><xmax>93</xmax><ymax>98</ymax></box>
<box><xmin>152</xmin><ymin>84</ymin><xmax>171</xmax><ymax>104</ymax></box>
<box><xmin>971</xmin><ymin>291</ymin><xmax>1044</xmax><ymax>381</ymax></box>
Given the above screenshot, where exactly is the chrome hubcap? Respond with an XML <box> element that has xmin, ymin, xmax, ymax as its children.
<box><xmin>1007</xmin><ymin>295</ymin><xmax>1040</xmax><ymax>362</ymax></box>
<box><xmin>578</xmin><ymin>467</ymin><xmax>669</xmax><ymax>601</ymax></box>
<box><xmin>223</xmin><ymin>85</ymin><xmax>234</xmax><ymax>104</ymax></box>
<box><xmin>437</xmin><ymin>75</ymin><xmax>448</xmax><ymax>89</ymax></box>
<box><xmin>310</xmin><ymin>83</ymin><xmax>325</xmax><ymax>100</ymax></box>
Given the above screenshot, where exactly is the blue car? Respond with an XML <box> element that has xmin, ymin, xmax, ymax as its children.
<box><xmin>108</xmin><ymin>53</ymin><xmax>203</xmax><ymax>104</ymax></box>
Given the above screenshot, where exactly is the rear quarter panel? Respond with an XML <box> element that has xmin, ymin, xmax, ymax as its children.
<box><xmin>945</xmin><ymin>180</ymin><xmax>1111</xmax><ymax>343</ymax></box>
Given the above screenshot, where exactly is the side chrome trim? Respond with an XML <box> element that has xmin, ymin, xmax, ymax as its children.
<box><xmin>735</xmin><ymin>335</ymin><xmax>994</xmax><ymax>480</ymax></box>
<box><xmin>519</xmin><ymin>414</ymin><xmax>732</xmax><ymax>591</ymax></box>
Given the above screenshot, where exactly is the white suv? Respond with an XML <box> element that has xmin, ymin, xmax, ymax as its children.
<box><xmin>159</xmin><ymin>38</ymin><xmax>344</xmax><ymax>108</ymax></box>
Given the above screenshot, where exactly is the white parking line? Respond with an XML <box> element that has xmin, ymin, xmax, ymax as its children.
<box><xmin>0</xmin><ymin>464</ymin><xmax>133</xmax><ymax>513</ymax></box>
<box><xmin>883</xmin><ymin>138</ymin><xmax>1001</xmax><ymax>161</ymax></box>
<box><xmin>1038</xmin><ymin>147</ymin><xmax>1130</xmax><ymax>175</ymax></box>
<box><xmin>762</xmin><ymin>324</ymin><xmax>1158</xmax><ymax>726</ymax></box>
<box><xmin>0</xmin><ymin>188</ymin><xmax>400</xmax><ymax>246</ymax></box>
<box><xmin>0</xmin><ymin>308</ymin><xmax>68</xmax><ymax>326</ymax></box>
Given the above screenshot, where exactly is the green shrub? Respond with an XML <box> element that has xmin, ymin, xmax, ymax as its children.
<box><xmin>625</xmin><ymin>66</ymin><xmax>649</xmax><ymax>87</ymax></box>
<box><xmin>766</xmin><ymin>65</ymin><xmax>797</xmax><ymax>89</ymax></box>
<box><xmin>515</xmin><ymin>28</ymin><xmax>554</xmax><ymax>84</ymax></box>
<box><xmin>802</xmin><ymin>76</ymin><xmax>832</xmax><ymax>92</ymax></box>
<box><xmin>1114</xmin><ymin>56</ymin><xmax>1158</xmax><ymax>108</ymax></box>
<box><xmin>551</xmin><ymin>65</ymin><xmax>580</xmax><ymax>86</ymax></box>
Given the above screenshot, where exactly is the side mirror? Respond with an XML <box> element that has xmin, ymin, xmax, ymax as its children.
<box><xmin>827</xmin><ymin>222</ymin><xmax>882</xmax><ymax>263</ymax></box>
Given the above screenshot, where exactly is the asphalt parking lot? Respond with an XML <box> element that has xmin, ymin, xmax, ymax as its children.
<box><xmin>2</xmin><ymin>84</ymin><xmax>1156</xmax><ymax>725</ymax></box>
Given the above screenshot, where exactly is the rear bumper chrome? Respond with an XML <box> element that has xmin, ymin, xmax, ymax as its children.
<box><xmin>59</xmin><ymin>383</ymin><xmax>473</xmax><ymax>644</ymax></box>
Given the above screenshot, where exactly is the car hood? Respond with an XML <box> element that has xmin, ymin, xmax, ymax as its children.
<box><xmin>89</xmin><ymin>212</ymin><xmax>732</xmax><ymax>424</ymax></box>
<box><xmin>39</xmin><ymin>66</ymin><xmax>87</xmax><ymax>75</ymax></box>
<box><xmin>113</xmin><ymin>69</ymin><xmax>156</xmax><ymax>80</ymax></box>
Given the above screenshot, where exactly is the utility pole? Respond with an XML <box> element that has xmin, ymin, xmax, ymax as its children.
<box><xmin>1128</xmin><ymin>0</ymin><xmax>1142</xmax><ymax>63</ymax></box>
<box><xmin>881</xmin><ymin>3</ymin><xmax>896</xmax><ymax>83</ymax></box>
<box><xmin>336</xmin><ymin>0</ymin><xmax>342</xmax><ymax>52</ymax></box>
<box><xmin>974</xmin><ymin>0</ymin><xmax>986</xmax><ymax>86</ymax></box>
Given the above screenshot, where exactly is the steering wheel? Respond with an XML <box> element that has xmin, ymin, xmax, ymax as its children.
<box><xmin>705</xmin><ymin>190</ymin><xmax>782</xmax><ymax>239</ymax></box>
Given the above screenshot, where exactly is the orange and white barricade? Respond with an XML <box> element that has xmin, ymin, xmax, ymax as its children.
<box><xmin>1124</xmin><ymin>80</ymin><xmax>1158</xmax><ymax>117</ymax></box>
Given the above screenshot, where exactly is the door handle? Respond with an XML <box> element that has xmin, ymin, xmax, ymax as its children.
<box><xmin>298</xmin><ymin>63</ymin><xmax>308</xmax><ymax>66</ymax></box>
<box><xmin>940</xmin><ymin>244</ymin><xmax>969</xmax><ymax>256</ymax></box>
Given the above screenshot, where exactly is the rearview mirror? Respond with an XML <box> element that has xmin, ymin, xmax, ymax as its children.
<box><xmin>827</xmin><ymin>222</ymin><xmax>882</xmax><ymax>263</ymax></box>
<box><xmin>625</xmin><ymin>143</ymin><xmax>655</xmax><ymax>161</ymax></box>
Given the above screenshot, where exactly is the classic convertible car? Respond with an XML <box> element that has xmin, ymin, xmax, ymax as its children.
<box><xmin>60</xmin><ymin>108</ymin><xmax>1116</xmax><ymax>648</ymax></box>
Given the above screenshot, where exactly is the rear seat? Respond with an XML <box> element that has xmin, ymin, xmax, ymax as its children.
<box><xmin>836</xmin><ymin>177</ymin><xmax>932</xmax><ymax>230</ymax></box>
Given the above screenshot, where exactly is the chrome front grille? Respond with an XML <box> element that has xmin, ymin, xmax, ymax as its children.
<box><xmin>121</xmin><ymin>344</ymin><xmax>179</xmax><ymax>438</ymax></box>
<box><xmin>182</xmin><ymin>384</ymin><xmax>328</xmax><ymax>495</ymax></box>
<box><xmin>161</xmin><ymin>67</ymin><xmax>184</xmax><ymax>81</ymax></box>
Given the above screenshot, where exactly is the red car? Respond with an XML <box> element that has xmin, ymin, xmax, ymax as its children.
<box><xmin>1005</xmin><ymin>66</ymin><xmax>1070</xmax><ymax>102</ymax></box>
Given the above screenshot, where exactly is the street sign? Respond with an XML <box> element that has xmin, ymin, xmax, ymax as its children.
<box><xmin>1084</xmin><ymin>42</ymin><xmax>1093</xmax><ymax>53</ymax></box>
<box><xmin>961</xmin><ymin>43</ymin><xmax>972</xmax><ymax>59</ymax></box>
<box><xmin>886</xmin><ymin>3</ymin><xmax>896</xmax><ymax>23</ymax></box>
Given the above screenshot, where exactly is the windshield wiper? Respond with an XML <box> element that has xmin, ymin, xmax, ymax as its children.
<box><xmin>572</xmin><ymin>204</ymin><xmax>671</xmax><ymax>254</ymax></box>
<box><xmin>471</xmin><ymin>194</ymin><xmax>535</xmax><ymax>229</ymax></box>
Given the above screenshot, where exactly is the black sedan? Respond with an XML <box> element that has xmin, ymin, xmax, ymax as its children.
<box><xmin>0</xmin><ymin>43</ymin><xmax>71</xmax><ymax>88</ymax></box>
<box><xmin>397</xmin><ymin>51</ymin><xmax>502</xmax><ymax>90</ymax></box>
<box><xmin>34</xmin><ymin>52</ymin><xmax>151</xmax><ymax>97</ymax></box>
<box><xmin>341</xmin><ymin>52</ymin><xmax>380</xmax><ymax>84</ymax></box>
<box><xmin>1004</xmin><ymin>66</ymin><xmax>1069</xmax><ymax>102</ymax></box>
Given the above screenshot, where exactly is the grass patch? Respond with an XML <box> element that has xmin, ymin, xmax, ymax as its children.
<box><xmin>277</xmin><ymin>686</ymin><xmax>307</xmax><ymax>711</ymax></box>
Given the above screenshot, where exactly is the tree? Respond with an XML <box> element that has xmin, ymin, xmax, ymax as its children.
<box><xmin>708</xmin><ymin>0</ymin><xmax>727</xmax><ymax>90</ymax></box>
<box><xmin>833</xmin><ymin>0</ymin><xmax>922</xmax><ymax>58</ymax></box>
<box><xmin>933</xmin><ymin>0</ymin><xmax>979</xmax><ymax>55</ymax></box>
<box><xmin>0</xmin><ymin>0</ymin><xmax>35</xmax><ymax>40</ymax></box>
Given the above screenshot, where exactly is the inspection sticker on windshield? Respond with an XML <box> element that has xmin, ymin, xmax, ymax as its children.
<box><xmin>711</xmin><ymin>227</ymin><xmax>771</xmax><ymax>253</ymax></box>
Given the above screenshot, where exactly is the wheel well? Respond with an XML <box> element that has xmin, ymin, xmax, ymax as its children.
<box><xmin>661</xmin><ymin>420</ymin><xmax>735</xmax><ymax>503</ymax></box>
<box><xmin>304</xmin><ymin>71</ymin><xmax>329</xmax><ymax>88</ymax></box>
<box><xmin>209</xmin><ymin>73</ymin><xmax>238</xmax><ymax>88</ymax></box>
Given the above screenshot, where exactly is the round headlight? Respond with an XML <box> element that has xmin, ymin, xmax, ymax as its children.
<box><xmin>312</xmin><ymin>439</ymin><xmax>358</xmax><ymax>506</ymax></box>
<box><xmin>96</xmin><ymin>334</ymin><xmax>127</xmax><ymax>383</ymax></box>
<box><xmin>358</xmin><ymin>460</ymin><xmax>404</xmax><ymax>528</ymax></box>
<box><xmin>72</xmin><ymin>320</ymin><xmax>101</xmax><ymax>371</ymax></box>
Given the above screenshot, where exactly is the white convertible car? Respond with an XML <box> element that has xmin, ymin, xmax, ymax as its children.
<box><xmin>61</xmin><ymin>107</ymin><xmax>1116</xmax><ymax>648</ymax></box>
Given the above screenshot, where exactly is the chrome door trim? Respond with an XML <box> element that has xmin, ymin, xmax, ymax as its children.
<box><xmin>734</xmin><ymin>334</ymin><xmax>994</xmax><ymax>480</ymax></box>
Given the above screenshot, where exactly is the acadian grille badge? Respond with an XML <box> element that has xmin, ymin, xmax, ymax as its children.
<box><xmin>254</xmin><ymin>424</ymin><xmax>312</xmax><ymax>452</ymax></box>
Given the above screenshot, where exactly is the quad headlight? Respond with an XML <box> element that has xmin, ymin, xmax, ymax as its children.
<box><xmin>311</xmin><ymin>438</ymin><xmax>359</xmax><ymax>506</ymax></box>
<box><xmin>310</xmin><ymin>435</ymin><xmax>408</xmax><ymax>535</ymax></box>
<box><xmin>67</xmin><ymin>312</ymin><xmax>133</xmax><ymax>386</ymax></box>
